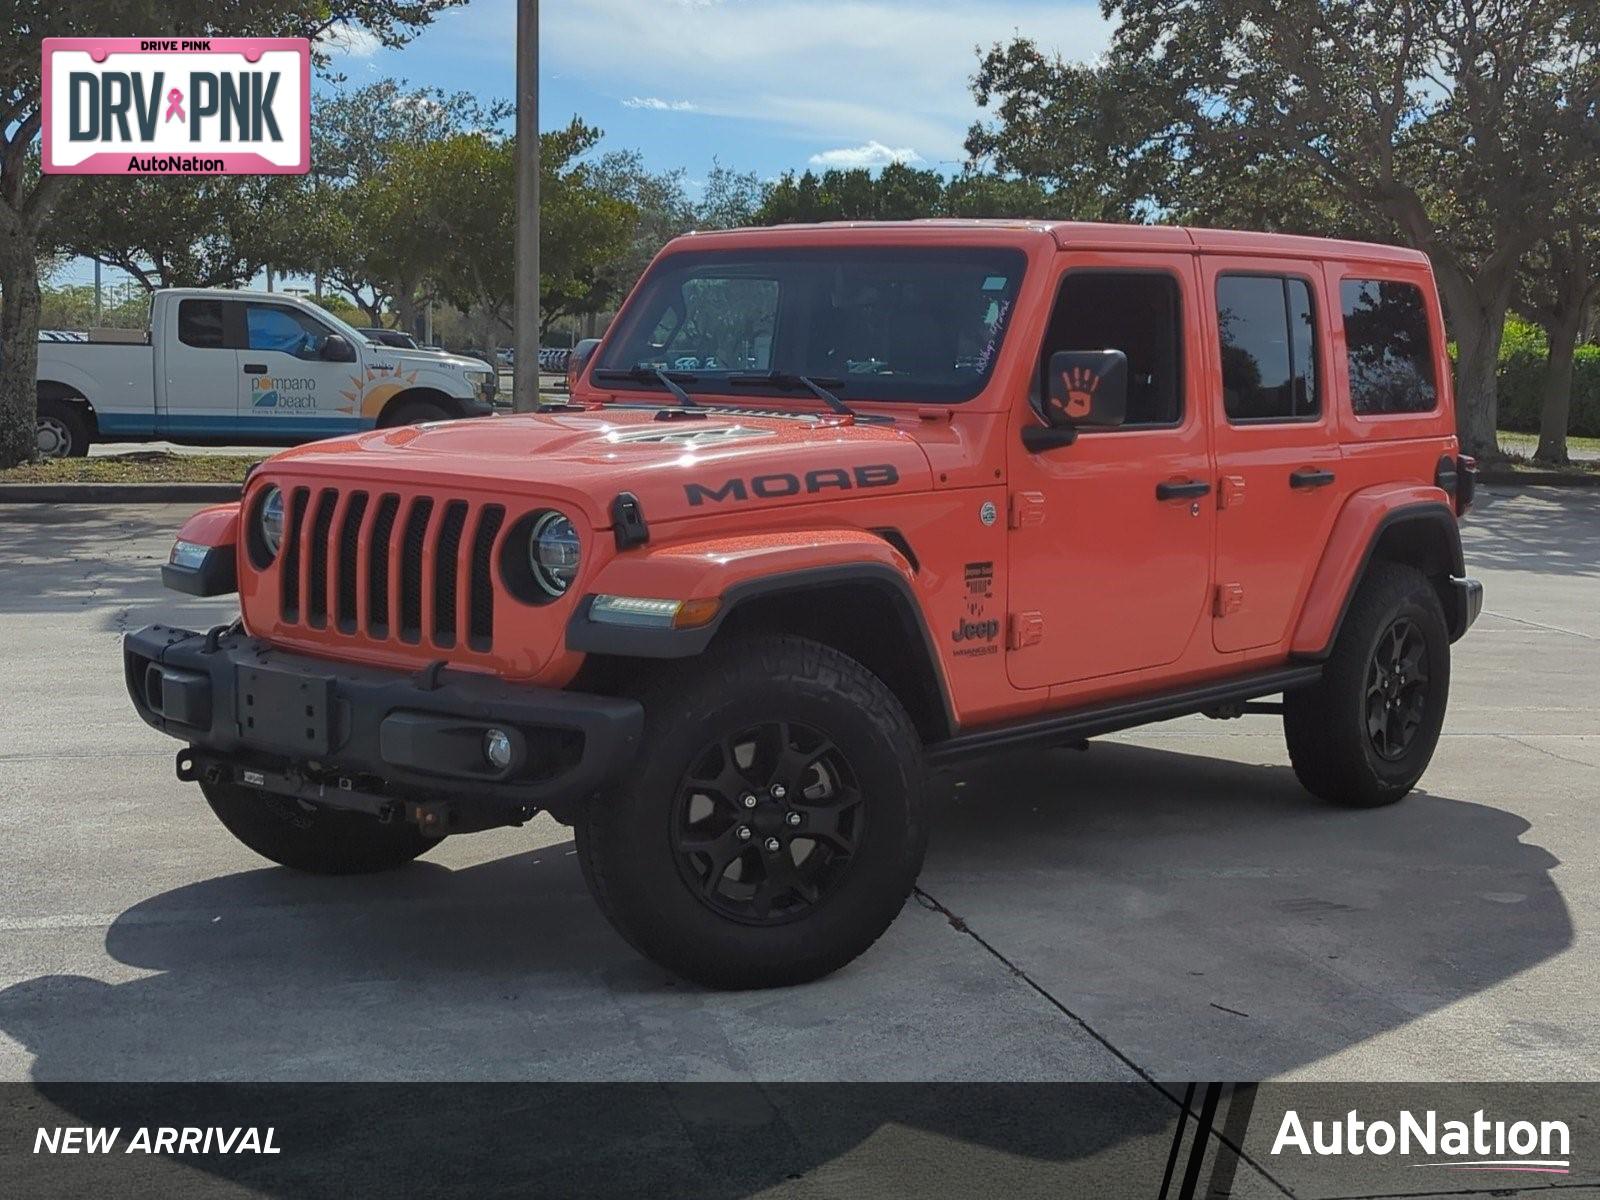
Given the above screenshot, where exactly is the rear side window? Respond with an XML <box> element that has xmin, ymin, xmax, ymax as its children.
<box><xmin>1340</xmin><ymin>279</ymin><xmax>1438</xmax><ymax>414</ymax></box>
<box><xmin>1041</xmin><ymin>272</ymin><xmax>1183</xmax><ymax>427</ymax></box>
<box><xmin>178</xmin><ymin>299</ymin><xmax>227</xmax><ymax>349</ymax></box>
<box><xmin>1216</xmin><ymin>275</ymin><xmax>1318</xmax><ymax>421</ymax></box>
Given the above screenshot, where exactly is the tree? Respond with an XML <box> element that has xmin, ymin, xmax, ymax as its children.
<box><xmin>1090</xmin><ymin>0</ymin><xmax>1600</xmax><ymax>457</ymax></box>
<box><xmin>1516</xmin><ymin>214</ymin><xmax>1600</xmax><ymax>464</ymax></box>
<box><xmin>0</xmin><ymin>3</ymin><xmax>462</xmax><ymax>468</ymax></box>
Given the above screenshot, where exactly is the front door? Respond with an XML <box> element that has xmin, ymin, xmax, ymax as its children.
<box><xmin>1202</xmin><ymin>260</ymin><xmax>1345</xmax><ymax>653</ymax></box>
<box><xmin>236</xmin><ymin>300</ymin><xmax>362</xmax><ymax>436</ymax></box>
<box><xmin>1006</xmin><ymin>256</ymin><xmax>1215</xmax><ymax>690</ymax></box>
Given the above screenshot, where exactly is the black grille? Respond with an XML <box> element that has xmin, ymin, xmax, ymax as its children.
<box><xmin>469</xmin><ymin>506</ymin><xmax>505</xmax><ymax>651</ymax></box>
<box><xmin>269</xmin><ymin>486</ymin><xmax>497</xmax><ymax>650</ymax></box>
<box><xmin>306</xmin><ymin>489</ymin><xmax>337</xmax><ymax>628</ymax></box>
<box><xmin>367</xmin><ymin>494</ymin><xmax>399</xmax><ymax>637</ymax></box>
<box><xmin>336</xmin><ymin>491</ymin><xmax>369</xmax><ymax>633</ymax></box>
<box><xmin>398</xmin><ymin>498</ymin><xmax>434</xmax><ymax>643</ymax></box>
<box><xmin>280</xmin><ymin>487</ymin><xmax>309</xmax><ymax>622</ymax></box>
<box><xmin>433</xmin><ymin>501</ymin><xmax>469</xmax><ymax>647</ymax></box>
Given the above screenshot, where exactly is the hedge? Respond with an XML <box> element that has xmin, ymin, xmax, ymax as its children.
<box><xmin>1490</xmin><ymin>316</ymin><xmax>1600</xmax><ymax>438</ymax></box>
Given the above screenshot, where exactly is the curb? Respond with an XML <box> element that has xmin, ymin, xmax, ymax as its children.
<box><xmin>0</xmin><ymin>482</ymin><xmax>242</xmax><ymax>504</ymax></box>
<box><xmin>1478</xmin><ymin>469</ymin><xmax>1600</xmax><ymax>489</ymax></box>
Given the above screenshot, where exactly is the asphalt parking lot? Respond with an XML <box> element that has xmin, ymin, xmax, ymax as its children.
<box><xmin>1</xmin><ymin>488</ymin><xmax>1596</xmax><ymax>1089</ymax></box>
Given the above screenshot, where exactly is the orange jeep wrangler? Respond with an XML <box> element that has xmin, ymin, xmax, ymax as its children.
<box><xmin>126</xmin><ymin>222</ymin><xmax>1481</xmax><ymax>988</ymax></box>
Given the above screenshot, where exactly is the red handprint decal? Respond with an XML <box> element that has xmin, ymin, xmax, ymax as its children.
<box><xmin>1053</xmin><ymin>365</ymin><xmax>1100</xmax><ymax>419</ymax></box>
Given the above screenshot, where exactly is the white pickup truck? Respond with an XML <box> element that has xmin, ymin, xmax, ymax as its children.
<box><xmin>35</xmin><ymin>288</ymin><xmax>499</xmax><ymax>458</ymax></box>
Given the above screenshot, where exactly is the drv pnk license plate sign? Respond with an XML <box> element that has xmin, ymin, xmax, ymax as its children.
<box><xmin>41</xmin><ymin>38</ymin><xmax>310</xmax><ymax>175</ymax></box>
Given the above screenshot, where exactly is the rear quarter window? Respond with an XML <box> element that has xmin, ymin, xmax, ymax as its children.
<box><xmin>1340</xmin><ymin>279</ymin><xmax>1438</xmax><ymax>415</ymax></box>
<box><xmin>178</xmin><ymin>299</ymin><xmax>227</xmax><ymax>349</ymax></box>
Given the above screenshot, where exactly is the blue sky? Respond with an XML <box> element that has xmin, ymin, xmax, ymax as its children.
<box><xmin>54</xmin><ymin>0</ymin><xmax>1110</xmax><ymax>289</ymax></box>
<box><xmin>330</xmin><ymin>0</ymin><xmax>1110</xmax><ymax>180</ymax></box>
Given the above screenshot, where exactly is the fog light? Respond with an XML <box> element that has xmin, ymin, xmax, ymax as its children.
<box><xmin>483</xmin><ymin>728</ymin><xmax>513</xmax><ymax>771</ymax></box>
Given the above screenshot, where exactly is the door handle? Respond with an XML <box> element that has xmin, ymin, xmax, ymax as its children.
<box><xmin>1156</xmin><ymin>479</ymin><xmax>1211</xmax><ymax>501</ymax></box>
<box><xmin>243</xmin><ymin>363</ymin><xmax>268</xmax><ymax>375</ymax></box>
<box><xmin>1289</xmin><ymin>468</ymin><xmax>1336</xmax><ymax>489</ymax></box>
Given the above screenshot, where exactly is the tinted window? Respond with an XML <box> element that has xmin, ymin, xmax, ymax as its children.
<box><xmin>1040</xmin><ymin>272</ymin><xmax>1183</xmax><ymax>427</ymax></box>
<box><xmin>1341</xmin><ymin>279</ymin><xmax>1437</xmax><ymax>414</ymax></box>
<box><xmin>1217</xmin><ymin>275</ymin><xmax>1318</xmax><ymax>421</ymax></box>
<box><xmin>178</xmin><ymin>299</ymin><xmax>226</xmax><ymax>349</ymax></box>
<box><xmin>601</xmin><ymin>247</ymin><xmax>1026</xmax><ymax>404</ymax></box>
<box><xmin>246</xmin><ymin>304</ymin><xmax>332</xmax><ymax>360</ymax></box>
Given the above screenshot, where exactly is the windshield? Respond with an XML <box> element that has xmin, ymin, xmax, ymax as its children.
<box><xmin>598</xmin><ymin>246</ymin><xmax>1027</xmax><ymax>404</ymax></box>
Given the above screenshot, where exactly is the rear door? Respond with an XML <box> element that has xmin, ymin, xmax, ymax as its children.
<box><xmin>160</xmin><ymin>297</ymin><xmax>242</xmax><ymax>435</ymax></box>
<box><xmin>1005</xmin><ymin>254</ymin><xmax>1215</xmax><ymax>689</ymax></box>
<box><xmin>1203</xmin><ymin>259</ymin><xmax>1345</xmax><ymax>653</ymax></box>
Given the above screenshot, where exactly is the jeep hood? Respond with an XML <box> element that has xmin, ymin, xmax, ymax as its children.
<box><xmin>262</xmin><ymin>406</ymin><xmax>934</xmax><ymax>527</ymax></box>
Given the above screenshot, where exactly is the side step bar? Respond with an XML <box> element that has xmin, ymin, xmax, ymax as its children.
<box><xmin>927</xmin><ymin>664</ymin><xmax>1323</xmax><ymax>765</ymax></box>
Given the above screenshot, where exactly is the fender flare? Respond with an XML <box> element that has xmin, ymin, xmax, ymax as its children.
<box><xmin>565</xmin><ymin>532</ymin><xmax>955</xmax><ymax>735</ymax></box>
<box><xmin>1292</xmin><ymin>490</ymin><xmax>1465</xmax><ymax>659</ymax></box>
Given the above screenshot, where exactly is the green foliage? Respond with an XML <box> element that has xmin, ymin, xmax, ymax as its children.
<box><xmin>39</xmin><ymin>283</ymin><xmax>150</xmax><ymax>330</ymax></box>
<box><xmin>1495</xmin><ymin>317</ymin><xmax>1600</xmax><ymax>438</ymax></box>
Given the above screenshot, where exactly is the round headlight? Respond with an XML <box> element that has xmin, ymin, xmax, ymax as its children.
<box><xmin>259</xmin><ymin>486</ymin><xmax>285</xmax><ymax>560</ymax></box>
<box><xmin>529</xmin><ymin>511</ymin><xmax>580</xmax><ymax>596</ymax></box>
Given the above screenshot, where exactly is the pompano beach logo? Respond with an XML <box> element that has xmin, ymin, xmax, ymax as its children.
<box><xmin>250</xmin><ymin>375</ymin><xmax>319</xmax><ymax>411</ymax></box>
<box><xmin>1272</xmin><ymin>1108</ymin><xmax>1571</xmax><ymax>1176</ymax></box>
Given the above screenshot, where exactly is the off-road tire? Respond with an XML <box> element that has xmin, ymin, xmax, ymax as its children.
<box><xmin>576</xmin><ymin>634</ymin><xmax>930</xmax><ymax>989</ymax></box>
<box><xmin>1284</xmin><ymin>562</ymin><xmax>1451</xmax><ymax>807</ymax></box>
<box><xmin>201</xmin><ymin>780</ymin><xmax>441</xmax><ymax>874</ymax></box>
<box><xmin>36</xmin><ymin>397</ymin><xmax>91</xmax><ymax>458</ymax></box>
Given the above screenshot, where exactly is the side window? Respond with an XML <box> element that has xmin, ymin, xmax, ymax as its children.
<box><xmin>245</xmin><ymin>304</ymin><xmax>332</xmax><ymax>361</ymax></box>
<box><xmin>177</xmin><ymin>299</ymin><xmax>226</xmax><ymax>349</ymax></box>
<box><xmin>1216</xmin><ymin>275</ymin><xmax>1319</xmax><ymax>421</ymax></box>
<box><xmin>1340</xmin><ymin>279</ymin><xmax>1438</xmax><ymax>414</ymax></box>
<box><xmin>1040</xmin><ymin>272</ymin><xmax>1183</xmax><ymax>427</ymax></box>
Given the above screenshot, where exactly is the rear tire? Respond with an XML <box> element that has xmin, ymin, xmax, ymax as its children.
<box><xmin>1284</xmin><ymin>562</ymin><xmax>1451</xmax><ymax>807</ymax></box>
<box><xmin>201</xmin><ymin>780</ymin><xmax>441</xmax><ymax>874</ymax></box>
<box><xmin>36</xmin><ymin>397</ymin><xmax>91</xmax><ymax>458</ymax></box>
<box><xmin>576</xmin><ymin>634</ymin><xmax>930</xmax><ymax>988</ymax></box>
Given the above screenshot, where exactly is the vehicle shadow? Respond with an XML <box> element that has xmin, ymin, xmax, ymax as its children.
<box><xmin>1461</xmin><ymin>486</ymin><xmax>1600</xmax><ymax>579</ymax></box>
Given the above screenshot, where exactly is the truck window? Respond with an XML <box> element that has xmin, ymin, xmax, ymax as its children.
<box><xmin>601</xmin><ymin>247</ymin><xmax>1027</xmax><ymax>404</ymax></box>
<box><xmin>246</xmin><ymin>303</ymin><xmax>332</xmax><ymax>361</ymax></box>
<box><xmin>1216</xmin><ymin>275</ymin><xmax>1318</xmax><ymax>421</ymax></box>
<box><xmin>178</xmin><ymin>299</ymin><xmax>227</xmax><ymax>349</ymax></box>
<box><xmin>1039</xmin><ymin>272</ymin><xmax>1182</xmax><ymax>427</ymax></box>
<box><xmin>1340</xmin><ymin>279</ymin><xmax>1438</xmax><ymax>414</ymax></box>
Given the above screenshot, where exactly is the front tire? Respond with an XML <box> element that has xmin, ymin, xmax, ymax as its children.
<box><xmin>201</xmin><ymin>780</ymin><xmax>441</xmax><ymax>874</ymax></box>
<box><xmin>1284</xmin><ymin>562</ymin><xmax>1451</xmax><ymax>807</ymax></box>
<box><xmin>576</xmin><ymin>635</ymin><xmax>930</xmax><ymax>989</ymax></box>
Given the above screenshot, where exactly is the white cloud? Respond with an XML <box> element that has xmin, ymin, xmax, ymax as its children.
<box><xmin>809</xmin><ymin>140</ymin><xmax>921</xmax><ymax>168</ymax></box>
<box><xmin>622</xmin><ymin>97</ymin><xmax>700</xmax><ymax>112</ymax></box>
<box><xmin>317</xmin><ymin>22</ymin><xmax>382</xmax><ymax>58</ymax></box>
<box><xmin>512</xmin><ymin>0</ymin><xmax>1110</xmax><ymax>164</ymax></box>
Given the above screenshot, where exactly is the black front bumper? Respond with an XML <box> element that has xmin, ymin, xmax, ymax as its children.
<box><xmin>124</xmin><ymin>625</ymin><xmax>642</xmax><ymax>829</ymax></box>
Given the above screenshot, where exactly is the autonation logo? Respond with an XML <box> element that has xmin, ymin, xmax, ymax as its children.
<box><xmin>1272</xmin><ymin>1108</ymin><xmax>1571</xmax><ymax>1175</ymax></box>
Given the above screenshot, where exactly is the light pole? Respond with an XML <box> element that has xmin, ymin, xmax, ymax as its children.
<box><xmin>512</xmin><ymin>0</ymin><xmax>540</xmax><ymax>412</ymax></box>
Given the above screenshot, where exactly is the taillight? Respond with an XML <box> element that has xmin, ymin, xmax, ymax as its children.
<box><xmin>1456</xmin><ymin>455</ymin><xmax>1477</xmax><ymax>516</ymax></box>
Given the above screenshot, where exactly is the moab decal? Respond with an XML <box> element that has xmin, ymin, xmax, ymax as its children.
<box><xmin>684</xmin><ymin>463</ymin><xmax>900</xmax><ymax>506</ymax></box>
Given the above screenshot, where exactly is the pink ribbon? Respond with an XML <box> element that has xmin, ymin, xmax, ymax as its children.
<box><xmin>164</xmin><ymin>88</ymin><xmax>185</xmax><ymax>123</ymax></box>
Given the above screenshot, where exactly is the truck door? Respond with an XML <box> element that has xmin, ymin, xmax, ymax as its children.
<box><xmin>1202</xmin><ymin>260</ymin><xmax>1344</xmax><ymax>653</ymax></box>
<box><xmin>162</xmin><ymin>297</ymin><xmax>243</xmax><ymax>435</ymax></box>
<box><xmin>1005</xmin><ymin>256</ymin><xmax>1215</xmax><ymax>690</ymax></box>
<box><xmin>236</xmin><ymin>301</ymin><xmax>364</xmax><ymax>436</ymax></box>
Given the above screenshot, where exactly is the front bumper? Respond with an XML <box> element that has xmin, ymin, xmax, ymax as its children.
<box><xmin>1450</xmin><ymin>576</ymin><xmax>1484</xmax><ymax>641</ymax></box>
<box><xmin>124</xmin><ymin>624</ymin><xmax>642</xmax><ymax>829</ymax></box>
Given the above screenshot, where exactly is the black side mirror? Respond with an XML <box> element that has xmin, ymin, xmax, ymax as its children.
<box><xmin>566</xmin><ymin>338</ymin><xmax>601</xmax><ymax>392</ymax></box>
<box><xmin>1023</xmin><ymin>349</ymin><xmax>1129</xmax><ymax>452</ymax></box>
<box><xmin>321</xmin><ymin>334</ymin><xmax>357</xmax><ymax>363</ymax></box>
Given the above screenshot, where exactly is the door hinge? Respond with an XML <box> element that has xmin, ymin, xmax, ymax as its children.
<box><xmin>1214</xmin><ymin>583</ymin><xmax>1245</xmax><ymax>617</ymax></box>
<box><xmin>1218</xmin><ymin>475</ymin><xmax>1246</xmax><ymax>509</ymax></box>
<box><xmin>1009</xmin><ymin>491</ymin><xmax>1047</xmax><ymax>529</ymax></box>
<box><xmin>1008</xmin><ymin>611</ymin><xmax>1045</xmax><ymax>649</ymax></box>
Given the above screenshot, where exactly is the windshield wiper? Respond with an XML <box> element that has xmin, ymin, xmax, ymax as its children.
<box><xmin>592</xmin><ymin>365</ymin><xmax>700</xmax><ymax>408</ymax></box>
<box><xmin>727</xmin><ymin>371</ymin><xmax>854</xmax><ymax>418</ymax></box>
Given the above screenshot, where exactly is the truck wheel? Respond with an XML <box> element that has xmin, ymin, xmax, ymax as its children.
<box><xmin>386</xmin><ymin>398</ymin><xmax>450</xmax><ymax>427</ymax></box>
<box><xmin>1284</xmin><ymin>562</ymin><xmax>1451</xmax><ymax>807</ymax></box>
<box><xmin>576</xmin><ymin>634</ymin><xmax>930</xmax><ymax>988</ymax></box>
<box><xmin>36</xmin><ymin>398</ymin><xmax>91</xmax><ymax>458</ymax></box>
<box><xmin>200</xmin><ymin>780</ymin><xmax>441</xmax><ymax>874</ymax></box>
